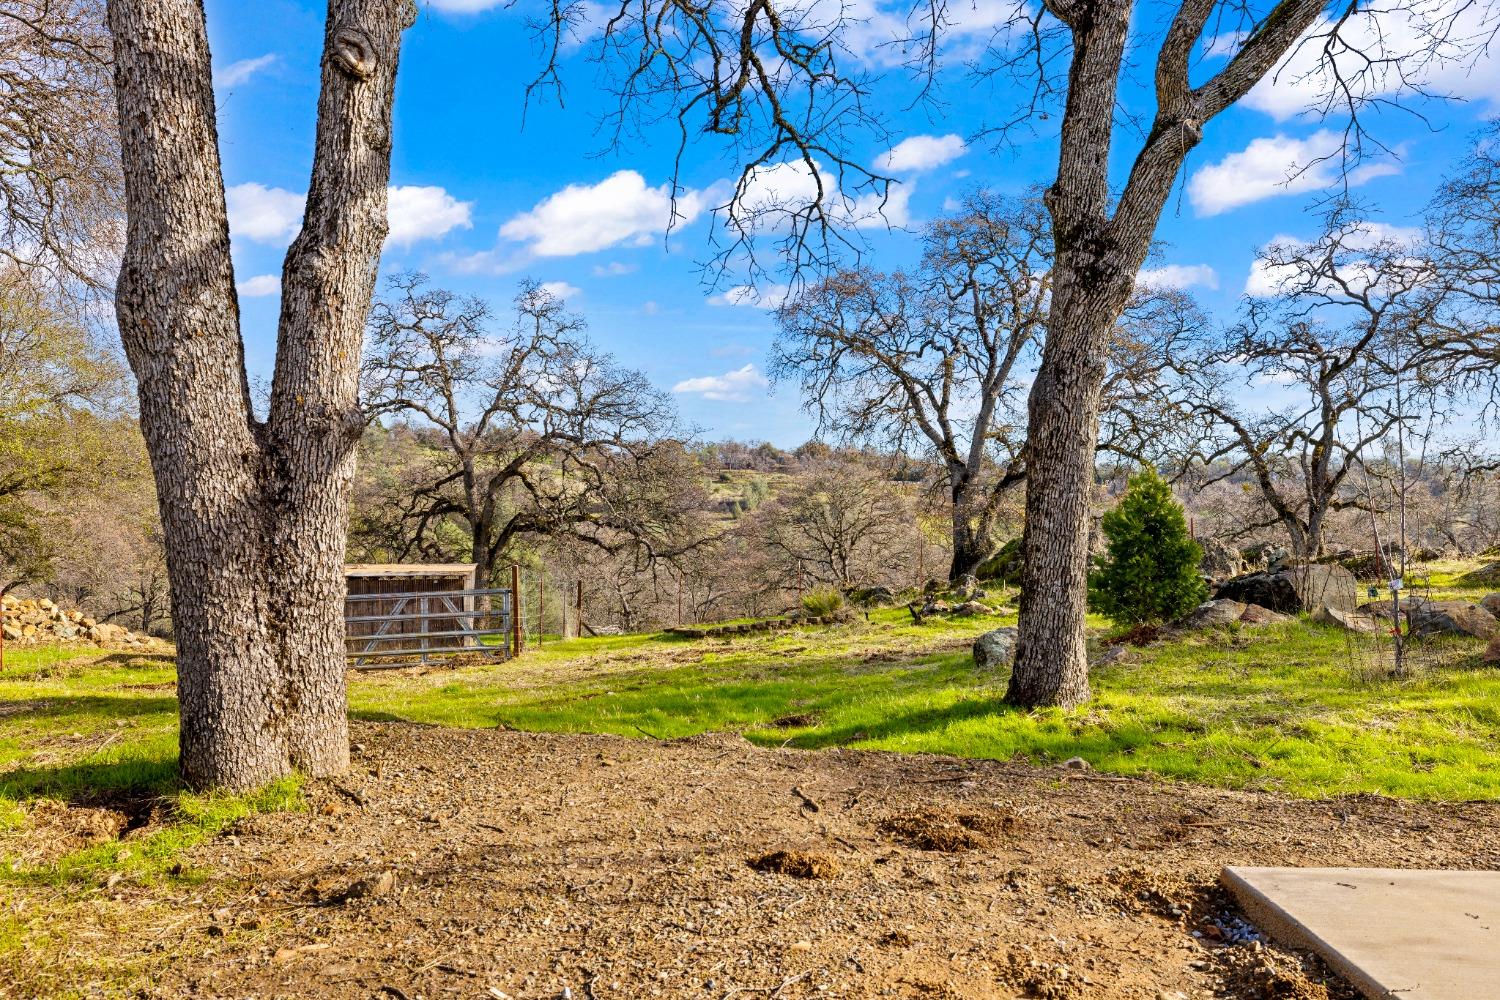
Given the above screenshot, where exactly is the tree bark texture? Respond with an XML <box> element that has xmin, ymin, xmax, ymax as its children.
<box><xmin>1008</xmin><ymin>0</ymin><xmax>1325</xmax><ymax>707</ymax></box>
<box><xmin>108</xmin><ymin>0</ymin><xmax>411</xmax><ymax>789</ymax></box>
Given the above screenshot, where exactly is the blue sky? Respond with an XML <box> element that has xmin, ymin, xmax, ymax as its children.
<box><xmin>207</xmin><ymin>0</ymin><xmax>1500</xmax><ymax>446</ymax></box>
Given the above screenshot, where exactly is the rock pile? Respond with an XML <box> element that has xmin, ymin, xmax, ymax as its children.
<box><xmin>0</xmin><ymin>595</ymin><xmax>164</xmax><ymax>650</ymax></box>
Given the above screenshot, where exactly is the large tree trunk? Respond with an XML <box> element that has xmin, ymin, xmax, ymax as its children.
<box><xmin>1006</xmin><ymin>0</ymin><xmax>1136</xmax><ymax>710</ymax></box>
<box><xmin>1008</xmin><ymin>280</ymin><xmax>1127</xmax><ymax>707</ymax></box>
<box><xmin>108</xmin><ymin>0</ymin><xmax>411</xmax><ymax>790</ymax></box>
<box><xmin>948</xmin><ymin>507</ymin><xmax>993</xmax><ymax>582</ymax></box>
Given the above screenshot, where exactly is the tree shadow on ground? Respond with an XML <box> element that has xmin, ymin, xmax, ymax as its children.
<box><xmin>0</xmin><ymin>692</ymin><xmax>177</xmax><ymax>722</ymax></box>
<box><xmin>1</xmin><ymin>754</ymin><xmax>180</xmax><ymax>804</ymax></box>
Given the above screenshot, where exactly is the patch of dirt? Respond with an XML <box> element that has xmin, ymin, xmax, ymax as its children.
<box><xmin>1107</xmin><ymin>623</ymin><xmax>1162</xmax><ymax>647</ymax></box>
<box><xmin>770</xmin><ymin>712</ymin><xmax>820</xmax><ymax>728</ymax></box>
<box><xmin>879</xmin><ymin>805</ymin><xmax>1024</xmax><ymax>851</ymax></box>
<box><xmin>15</xmin><ymin>722</ymin><xmax>1496</xmax><ymax>998</ymax></box>
<box><xmin>6</xmin><ymin>793</ymin><xmax>164</xmax><ymax>864</ymax></box>
<box><xmin>1219</xmin><ymin>949</ymin><xmax>1333</xmax><ymax>1000</ymax></box>
<box><xmin>747</xmin><ymin>849</ymin><xmax>840</xmax><ymax>879</ymax></box>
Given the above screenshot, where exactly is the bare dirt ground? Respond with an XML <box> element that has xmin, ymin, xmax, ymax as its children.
<box><xmin>86</xmin><ymin>723</ymin><xmax>1500</xmax><ymax>999</ymax></box>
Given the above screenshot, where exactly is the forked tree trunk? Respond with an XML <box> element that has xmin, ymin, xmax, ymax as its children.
<box><xmin>108</xmin><ymin>0</ymin><xmax>412</xmax><ymax>789</ymax></box>
<box><xmin>1005</xmin><ymin>0</ymin><xmax>1326</xmax><ymax>708</ymax></box>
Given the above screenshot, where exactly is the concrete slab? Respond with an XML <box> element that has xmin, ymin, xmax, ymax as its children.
<box><xmin>1222</xmin><ymin>867</ymin><xmax>1500</xmax><ymax>1000</ymax></box>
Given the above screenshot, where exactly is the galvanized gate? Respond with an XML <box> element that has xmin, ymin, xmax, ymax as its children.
<box><xmin>344</xmin><ymin>586</ymin><xmax>514</xmax><ymax>669</ymax></box>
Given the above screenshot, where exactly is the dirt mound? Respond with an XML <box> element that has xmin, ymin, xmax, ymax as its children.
<box><xmin>746</xmin><ymin>849</ymin><xmax>840</xmax><ymax>879</ymax></box>
<box><xmin>878</xmin><ymin>805</ymin><xmax>1024</xmax><ymax>851</ymax></box>
<box><xmin>1</xmin><ymin>594</ymin><xmax>166</xmax><ymax>650</ymax></box>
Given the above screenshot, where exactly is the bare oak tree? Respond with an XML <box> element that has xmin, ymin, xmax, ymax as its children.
<box><xmin>754</xmin><ymin>460</ymin><xmax>909</xmax><ymax>588</ymax></box>
<box><xmin>549</xmin><ymin>0</ymin><xmax>1495</xmax><ymax>707</ymax></box>
<box><xmin>1150</xmin><ymin>216</ymin><xmax>1494</xmax><ymax>559</ymax></box>
<box><xmin>361</xmin><ymin>275</ymin><xmax>695</xmax><ymax>589</ymax></box>
<box><xmin>993</xmin><ymin>0</ymin><xmax>1500</xmax><ymax>707</ymax></box>
<box><xmin>0</xmin><ymin>0</ymin><xmax>119</xmax><ymax>293</ymax></box>
<box><xmin>774</xmin><ymin>192</ymin><xmax>1049</xmax><ymax>579</ymax></box>
<box><xmin>108</xmin><ymin>0</ymin><xmax>415</xmax><ymax>789</ymax></box>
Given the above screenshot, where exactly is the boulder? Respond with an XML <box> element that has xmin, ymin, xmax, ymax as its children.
<box><xmin>1198</xmin><ymin>538</ymin><xmax>1244</xmax><ymax>582</ymax></box>
<box><xmin>1359</xmin><ymin>596</ymin><xmax>1433</xmax><ymax>621</ymax></box>
<box><xmin>1313</xmin><ymin>605</ymin><xmax>1381</xmax><ymax>634</ymax></box>
<box><xmin>953</xmin><ymin>574</ymin><xmax>981</xmax><ymax>601</ymax></box>
<box><xmin>1238</xmin><ymin>603</ymin><xmax>1291</xmax><ymax>626</ymax></box>
<box><xmin>920</xmin><ymin>600</ymin><xmax>952</xmax><ymax>616</ymax></box>
<box><xmin>1409</xmin><ymin>601</ymin><xmax>1499</xmax><ymax>640</ymax></box>
<box><xmin>952</xmin><ymin>601</ymin><xmax>992</xmax><ymax>617</ymax></box>
<box><xmin>1485</xmin><ymin>635</ymin><xmax>1500</xmax><ymax>665</ymax></box>
<box><xmin>1481</xmin><ymin>593</ymin><xmax>1500</xmax><ymax>618</ymax></box>
<box><xmin>1241</xmin><ymin>542</ymin><xmax>1290</xmax><ymax>572</ymax></box>
<box><xmin>1322</xmin><ymin>549</ymin><xmax>1397</xmax><ymax>581</ymax></box>
<box><xmin>1214</xmin><ymin>563</ymin><xmax>1358</xmax><ymax>614</ymax></box>
<box><xmin>1093</xmin><ymin>644</ymin><xmax>1134</xmax><ymax>666</ymax></box>
<box><xmin>972</xmin><ymin>627</ymin><xmax>1018</xmax><ymax>671</ymax></box>
<box><xmin>1175</xmin><ymin>599</ymin><xmax>1247</xmax><ymax>631</ymax></box>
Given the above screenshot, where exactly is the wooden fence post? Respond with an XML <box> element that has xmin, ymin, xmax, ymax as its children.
<box><xmin>511</xmin><ymin>564</ymin><xmax>524</xmax><ymax>656</ymax></box>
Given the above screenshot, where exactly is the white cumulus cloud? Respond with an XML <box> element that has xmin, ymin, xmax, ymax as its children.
<box><xmin>236</xmin><ymin>274</ymin><xmax>281</xmax><ymax>297</ymax></box>
<box><xmin>732</xmin><ymin>159</ymin><xmax>912</xmax><ymax>231</ymax></box>
<box><xmin>500</xmin><ymin>170</ymin><xmax>712</xmax><ymax>257</ymax></box>
<box><xmin>226</xmin><ymin>183</ymin><xmax>305</xmax><ymax>244</ymax></box>
<box><xmin>877</xmin><ymin>134</ymin><xmax>967</xmax><ymax>173</ymax></box>
<box><xmin>1187</xmin><ymin>131</ymin><xmax>1400</xmax><ymax>217</ymax></box>
<box><xmin>1242</xmin><ymin>222</ymin><xmax>1420</xmax><ymax>296</ymax></box>
<box><xmin>386</xmin><ymin>185</ymin><xmax>473</xmax><ymax>248</ymax></box>
<box><xmin>1137</xmin><ymin>264</ymin><xmax>1219</xmax><ymax>291</ymax></box>
<box><xmin>538</xmin><ymin>280</ymin><xmax>581</xmax><ymax>300</ymax></box>
<box><xmin>227</xmin><ymin>182</ymin><xmax>472</xmax><ymax>248</ymax></box>
<box><xmin>1238</xmin><ymin>2</ymin><xmax>1500</xmax><ymax>120</ymax></box>
<box><xmin>214</xmin><ymin>53</ymin><xmax>276</xmax><ymax>88</ymax></box>
<box><xmin>671</xmin><ymin>364</ymin><xmax>770</xmax><ymax>403</ymax></box>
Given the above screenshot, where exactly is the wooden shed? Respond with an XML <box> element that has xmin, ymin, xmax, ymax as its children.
<box><xmin>344</xmin><ymin>563</ymin><xmax>480</xmax><ymax>661</ymax></box>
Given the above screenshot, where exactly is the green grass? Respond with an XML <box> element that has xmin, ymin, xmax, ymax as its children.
<box><xmin>0</xmin><ymin>646</ymin><xmax>302</xmax><ymax>887</ymax></box>
<box><xmin>350</xmin><ymin>607</ymin><xmax>1500</xmax><ymax>800</ymax></box>
<box><xmin>3</xmin><ymin>582</ymin><xmax>1499</xmax><ymax>893</ymax></box>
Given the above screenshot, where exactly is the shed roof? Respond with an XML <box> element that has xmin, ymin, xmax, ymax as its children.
<box><xmin>345</xmin><ymin>563</ymin><xmax>478</xmax><ymax>578</ymax></box>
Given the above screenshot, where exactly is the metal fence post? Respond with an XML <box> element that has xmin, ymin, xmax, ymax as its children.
<box><xmin>511</xmin><ymin>564</ymin><xmax>524</xmax><ymax>656</ymax></box>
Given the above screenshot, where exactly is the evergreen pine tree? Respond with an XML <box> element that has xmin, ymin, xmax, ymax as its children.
<box><xmin>1088</xmin><ymin>467</ymin><xmax>1207</xmax><ymax>626</ymax></box>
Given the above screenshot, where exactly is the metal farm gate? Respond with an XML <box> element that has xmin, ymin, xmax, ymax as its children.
<box><xmin>343</xmin><ymin>563</ymin><xmax>520</xmax><ymax>669</ymax></box>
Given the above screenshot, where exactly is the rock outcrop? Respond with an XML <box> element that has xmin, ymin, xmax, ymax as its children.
<box><xmin>1214</xmin><ymin>563</ymin><xmax>1358</xmax><ymax>614</ymax></box>
<box><xmin>1408</xmin><ymin>601</ymin><xmax>1499</xmax><ymax>640</ymax></box>
<box><xmin>1197</xmin><ymin>538</ymin><xmax>1245</xmax><ymax>582</ymax></box>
